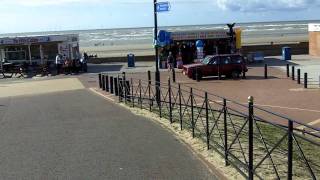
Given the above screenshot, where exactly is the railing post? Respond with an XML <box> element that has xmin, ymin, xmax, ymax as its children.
<box><xmin>99</xmin><ymin>73</ymin><xmax>102</xmax><ymax>88</ymax></box>
<box><xmin>190</xmin><ymin>88</ymin><xmax>195</xmax><ymax>138</ymax></box>
<box><xmin>148</xmin><ymin>71</ymin><xmax>152</xmax><ymax>112</ymax></box>
<box><xmin>264</xmin><ymin>64</ymin><xmax>268</xmax><ymax>79</ymax></box>
<box><xmin>139</xmin><ymin>79</ymin><xmax>142</xmax><ymax>109</ymax></box>
<box><xmin>114</xmin><ymin>76</ymin><xmax>119</xmax><ymax>97</ymax></box>
<box><xmin>102</xmin><ymin>74</ymin><xmax>106</xmax><ymax>91</ymax></box>
<box><xmin>286</xmin><ymin>64</ymin><xmax>290</xmax><ymax>78</ymax></box>
<box><xmin>292</xmin><ymin>66</ymin><xmax>295</xmax><ymax>80</ymax></box>
<box><xmin>297</xmin><ymin>69</ymin><xmax>301</xmax><ymax>84</ymax></box>
<box><xmin>123</xmin><ymin>72</ymin><xmax>127</xmax><ymax>104</ymax></box>
<box><xmin>106</xmin><ymin>75</ymin><xmax>109</xmax><ymax>92</ymax></box>
<box><xmin>223</xmin><ymin>98</ymin><xmax>229</xmax><ymax>166</ymax></box>
<box><xmin>304</xmin><ymin>73</ymin><xmax>308</xmax><ymax>89</ymax></box>
<box><xmin>288</xmin><ymin>120</ymin><xmax>293</xmax><ymax>180</ymax></box>
<box><xmin>179</xmin><ymin>84</ymin><xmax>182</xmax><ymax>130</ymax></box>
<box><xmin>205</xmin><ymin>92</ymin><xmax>210</xmax><ymax>150</ymax></box>
<box><xmin>168</xmin><ymin>78</ymin><xmax>173</xmax><ymax>123</ymax></box>
<box><xmin>248</xmin><ymin>96</ymin><xmax>254</xmax><ymax>180</ymax></box>
<box><xmin>158</xmin><ymin>83</ymin><xmax>162</xmax><ymax>118</ymax></box>
<box><xmin>172</xmin><ymin>68</ymin><xmax>176</xmax><ymax>83</ymax></box>
<box><xmin>110</xmin><ymin>76</ymin><xmax>114</xmax><ymax>94</ymax></box>
<box><xmin>131</xmin><ymin>78</ymin><xmax>134</xmax><ymax>107</ymax></box>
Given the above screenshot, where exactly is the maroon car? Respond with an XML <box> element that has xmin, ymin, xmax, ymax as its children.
<box><xmin>183</xmin><ymin>54</ymin><xmax>248</xmax><ymax>80</ymax></box>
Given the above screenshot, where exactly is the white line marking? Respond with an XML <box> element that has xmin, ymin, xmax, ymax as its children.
<box><xmin>89</xmin><ymin>88</ymin><xmax>115</xmax><ymax>102</ymax></box>
<box><xmin>297</xmin><ymin>119</ymin><xmax>320</xmax><ymax>129</ymax></box>
<box><xmin>254</xmin><ymin>104</ymin><xmax>320</xmax><ymax>113</ymax></box>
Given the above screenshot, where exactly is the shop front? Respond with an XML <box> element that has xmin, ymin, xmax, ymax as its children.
<box><xmin>0</xmin><ymin>34</ymin><xmax>80</xmax><ymax>65</ymax></box>
<box><xmin>157</xmin><ymin>27</ymin><xmax>242</xmax><ymax>68</ymax></box>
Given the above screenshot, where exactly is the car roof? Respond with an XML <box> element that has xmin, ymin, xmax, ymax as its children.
<box><xmin>206</xmin><ymin>54</ymin><xmax>242</xmax><ymax>58</ymax></box>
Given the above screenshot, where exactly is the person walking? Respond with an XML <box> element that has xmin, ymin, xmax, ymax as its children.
<box><xmin>55</xmin><ymin>54</ymin><xmax>63</xmax><ymax>75</ymax></box>
<box><xmin>167</xmin><ymin>51</ymin><xmax>174</xmax><ymax>71</ymax></box>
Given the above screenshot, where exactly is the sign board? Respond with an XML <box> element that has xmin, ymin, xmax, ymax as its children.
<box><xmin>156</xmin><ymin>2</ymin><xmax>170</xmax><ymax>12</ymax></box>
<box><xmin>309</xmin><ymin>24</ymin><xmax>320</xmax><ymax>32</ymax></box>
<box><xmin>171</xmin><ymin>30</ymin><xmax>229</xmax><ymax>41</ymax></box>
<box><xmin>0</xmin><ymin>36</ymin><xmax>50</xmax><ymax>45</ymax></box>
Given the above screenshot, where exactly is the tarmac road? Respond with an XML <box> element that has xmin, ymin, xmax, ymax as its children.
<box><xmin>0</xmin><ymin>89</ymin><xmax>215</xmax><ymax>180</ymax></box>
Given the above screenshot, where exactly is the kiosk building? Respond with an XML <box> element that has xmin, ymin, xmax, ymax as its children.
<box><xmin>0</xmin><ymin>34</ymin><xmax>80</xmax><ymax>64</ymax></box>
<box><xmin>309</xmin><ymin>23</ymin><xmax>320</xmax><ymax>57</ymax></box>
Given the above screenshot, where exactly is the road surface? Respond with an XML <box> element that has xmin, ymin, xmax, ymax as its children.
<box><xmin>0</xmin><ymin>89</ymin><xmax>215</xmax><ymax>180</ymax></box>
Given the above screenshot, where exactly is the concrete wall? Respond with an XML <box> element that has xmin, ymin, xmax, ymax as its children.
<box><xmin>309</xmin><ymin>32</ymin><xmax>320</xmax><ymax>56</ymax></box>
<box><xmin>89</xmin><ymin>42</ymin><xmax>309</xmax><ymax>64</ymax></box>
<box><xmin>242</xmin><ymin>42</ymin><xmax>309</xmax><ymax>56</ymax></box>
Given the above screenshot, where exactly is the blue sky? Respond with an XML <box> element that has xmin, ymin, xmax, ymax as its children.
<box><xmin>0</xmin><ymin>0</ymin><xmax>319</xmax><ymax>33</ymax></box>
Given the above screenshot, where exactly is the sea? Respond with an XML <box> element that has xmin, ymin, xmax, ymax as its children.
<box><xmin>1</xmin><ymin>20</ymin><xmax>320</xmax><ymax>48</ymax></box>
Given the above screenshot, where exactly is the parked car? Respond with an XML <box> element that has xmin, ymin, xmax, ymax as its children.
<box><xmin>182</xmin><ymin>54</ymin><xmax>248</xmax><ymax>80</ymax></box>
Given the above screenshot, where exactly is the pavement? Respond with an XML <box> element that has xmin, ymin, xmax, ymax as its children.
<box><xmin>94</xmin><ymin>58</ymin><xmax>320</xmax><ymax>129</ymax></box>
<box><xmin>0</xmin><ymin>80</ymin><xmax>215</xmax><ymax>179</ymax></box>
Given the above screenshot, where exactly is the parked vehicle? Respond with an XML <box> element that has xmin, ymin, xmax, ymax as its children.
<box><xmin>182</xmin><ymin>54</ymin><xmax>248</xmax><ymax>80</ymax></box>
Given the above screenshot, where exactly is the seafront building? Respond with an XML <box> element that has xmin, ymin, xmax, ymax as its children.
<box><xmin>0</xmin><ymin>34</ymin><xmax>80</xmax><ymax>64</ymax></box>
<box><xmin>309</xmin><ymin>23</ymin><xmax>320</xmax><ymax>57</ymax></box>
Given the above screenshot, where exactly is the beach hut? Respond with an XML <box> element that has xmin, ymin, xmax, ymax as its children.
<box><xmin>309</xmin><ymin>23</ymin><xmax>320</xmax><ymax>57</ymax></box>
<box><xmin>0</xmin><ymin>34</ymin><xmax>80</xmax><ymax>64</ymax></box>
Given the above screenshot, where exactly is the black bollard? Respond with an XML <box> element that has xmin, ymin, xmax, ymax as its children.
<box><xmin>292</xmin><ymin>66</ymin><xmax>295</xmax><ymax>80</ymax></box>
<box><xmin>196</xmin><ymin>67</ymin><xmax>200</xmax><ymax>82</ymax></box>
<box><xmin>102</xmin><ymin>74</ymin><xmax>105</xmax><ymax>91</ymax></box>
<box><xmin>297</xmin><ymin>69</ymin><xmax>301</xmax><ymax>84</ymax></box>
<box><xmin>286</xmin><ymin>64</ymin><xmax>290</xmax><ymax>78</ymax></box>
<box><xmin>172</xmin><ymin>68</ymin><xmax>176</xmax><ymax>83</ymax></box>
<box><xmin>264</xmin><ymin>64</ymin><xmax>268</xmax><ymax>79</ymax></box>
<box><xmin>110</xmin><ymin>76</ymin><xmax>114</xmax><ymax>94</ymax></box>
<box><xmin>99</xmin><ymin>73</ymin><xmax>102</xmax><ymax>88</ymax></box>
<box><xmin>114</xmin><ymin>77</ymin><xmax>118</xmax><ymax>96</ymax></box>
<box><xmin>105</xmin><ymin>75</ymin><xmax>109</xmax><ymax>92</ymax></box>
<box><xmin>304</xmin><ymin>73</ymin><xmax>308</xmax><ymax>89</ymax></box>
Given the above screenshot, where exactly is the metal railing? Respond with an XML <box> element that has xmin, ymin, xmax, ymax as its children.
<box><xmin>99</xmin><ymin>72</ymin><xmax>320</xmax><ymax>180</ymax></box>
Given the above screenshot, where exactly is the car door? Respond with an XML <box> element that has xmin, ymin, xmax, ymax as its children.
<box><xmin>203</xmin><ymin>56</ymin><xmax>219</xmax><ymax>76</ymax></box>
<box><xmin>220</xmin><ymin>56</ymin><xmax>232</xmax><ymax>75</ymax></box>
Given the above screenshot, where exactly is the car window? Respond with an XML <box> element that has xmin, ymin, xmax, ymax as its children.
<box><xmin>209</xmin><ymin>57</ymin><xmax>218</xmax><ymax>65</ymax></box>
<box><xmin>231</xmin><ymin>56</ymin><xmax>243</xmax><ymax>64</ymax></box>
<box><xmin>221</xmin><ymin>56</ymin><xmax>231</xmax><ymax>65</ymax></box>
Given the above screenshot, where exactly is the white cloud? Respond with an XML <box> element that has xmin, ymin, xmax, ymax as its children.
<box><xmin>216</xmin><ymin>0</ymin><xmax>319</xmax><ymax>11</ymax></box>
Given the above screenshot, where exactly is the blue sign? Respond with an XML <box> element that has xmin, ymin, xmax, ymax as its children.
<box><xmin>156</xmin><ymin>2</ymin><xmax>170</xmax><ymax>12</ymax></box>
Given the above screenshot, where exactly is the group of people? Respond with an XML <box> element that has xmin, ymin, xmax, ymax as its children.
<box><xmin>55</xmin><ymin>52</ymin><xmax>88</xmax><ymax>75</ymax></box>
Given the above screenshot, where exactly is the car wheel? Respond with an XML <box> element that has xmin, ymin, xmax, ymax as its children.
<box><xmin>231</xmin><ymin>71</ymin><xmax>240</xmax><ymax>79</ymax></box>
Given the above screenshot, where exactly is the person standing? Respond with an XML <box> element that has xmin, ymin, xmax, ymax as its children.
<box><xmin>55</xmin><ymin>54</ymin><xmax>63</xmax><ymax>75</ymax></box>
<box><xmin>80</xmin><ymin>52</ymin><xmax>88</xmax><ymax>72</ymax></box>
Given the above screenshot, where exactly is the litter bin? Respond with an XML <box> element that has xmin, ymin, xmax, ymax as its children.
<box><xmin>282</xmin><ymin>47</ymin><xmax>291</xmax><ymax>61</ymax></box>
<box><xmin>127</xmin><ymin>53</ymin><xmax>135</xmax><ymax>67</ymax></box>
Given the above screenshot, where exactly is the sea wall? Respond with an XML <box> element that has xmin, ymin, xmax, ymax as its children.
<box><xmin>89</xmin><ymin>42</ymin><xmax>309</xmax><ymax>64</ymax></box>
<box><xmin>241</xmin><ymin>42</ymin><xmax>309</xmax><ymax>56</ymax></box>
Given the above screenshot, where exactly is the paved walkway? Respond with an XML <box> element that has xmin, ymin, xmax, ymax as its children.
<box><xmin>0</xmin><ymin>89</ymin><xmax>214</xmax><ymax>180</ymax></box>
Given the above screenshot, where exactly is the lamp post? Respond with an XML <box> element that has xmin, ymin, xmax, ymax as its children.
<box><xmin>154</xmin><ymin>0</ymin><xmax>161</xmax><ymax>103</ymax></box>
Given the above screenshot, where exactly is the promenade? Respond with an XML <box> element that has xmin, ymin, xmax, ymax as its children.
<box><xmin>0</xmin><ymin>78</ymin><xmax>215</xmax><ymax>179</ymax></box>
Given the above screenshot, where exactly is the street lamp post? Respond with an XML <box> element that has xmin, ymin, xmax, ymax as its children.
<box><xmin>154</xmin><ymin>0</ymin><xmax>161</xmax><ymax>103</ymax></box>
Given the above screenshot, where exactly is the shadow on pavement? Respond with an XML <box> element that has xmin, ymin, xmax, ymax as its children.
<box><xmin>248</xmin><ymin>58</ymin><xmax>299</xmax><ymax>67</ymax></box>
<box><xmin>87</xmin><ymin>64</ymin><xmax>123</xmax><ymax>73</ymax></box>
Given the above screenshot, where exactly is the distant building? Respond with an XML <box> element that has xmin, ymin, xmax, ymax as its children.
<box><xmin>309</xmin><ymin>23</ymin><xmax>320</xmax><ymax>57</ymax></box>
<box><xmin>0</xmin><ymin>34</ymin><xmax>79</xmax><ymax>64</ymax></box>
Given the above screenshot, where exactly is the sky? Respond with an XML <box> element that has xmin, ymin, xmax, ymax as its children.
<box><xmin>0</xmin><ymin>0</ymin><xmax>319</xmax><ymax>33</ymax></box>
